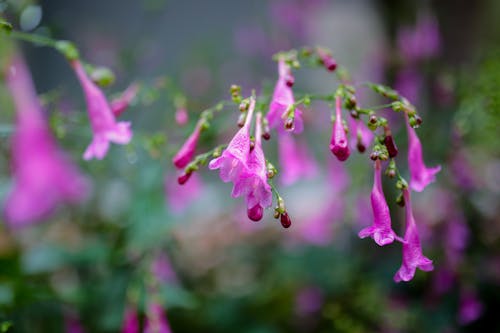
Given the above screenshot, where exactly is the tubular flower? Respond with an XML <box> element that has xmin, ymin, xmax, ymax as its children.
<box><xmin>172</xmin><ymin>120</ymin><xmax>203</xmax><ymax>169</ymax></box>
<box><xmin>277</xmin><ymin>132</ymin><xmax>317</xmax><ymax>186</ymax></box>
<box><xmin>266</xmin><ymin>59</ymin><xmax>303</xmax><ymax>133</ymax></box>
<box><xmin>358</xmin><ymin>160</ymin><xmax>398</xmax><ymax>246</ymax></box>
<box><xmin>209</xmin><ymin>97</ymin><xmax>255</xmax><ymax>183</ymax></box>
<box><xmin>144</xmin><ymin>302</ymin><xmax>172</xmax><ymax>333</ymax></box>
<box><xmin>232</xmin><ymin>112</ymin><xmax>272</xmax><ymax>222</ymax></box>
<box><xmin>121</xmin><ymin>305</ymin><xmax>139</xmax><ymax>333</ymax></box>
<box><xmin>3</xmin><ymin>56</ymin><xmax>88</xmax><ymax>227</ymax></box>
<box><xmin>394</xmin><ymin>188</ymin><xmax>434</xmax><ymax>282</ymax></box>
<box><xmin>329</xmin><ymin>96</ymin><xmax>350</xmax><ymax>161</ymax></box>
<box><xmin>71</xmin><ymin>60</ymin><xmax>132</xmax><ymax>160</ymax></box>
<box><xmin>110</xmin><ymin>83</ymin><xmax>139</xmax><ymax>117</ymax></box>
<box><xmin>406</xmin><ymin>116</ymin><xmax>441</xmax><ymax>192</ymax></box>
<box><xmin>348</xmin><ymin>116</ymin><xmax>373</xmax><ymax>153</ymax></box>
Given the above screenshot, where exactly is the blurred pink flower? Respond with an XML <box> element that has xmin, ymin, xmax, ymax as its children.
<box><xmin>330</xmin><ymin>96</ymin><xmax>350</xmax><ymax>161</ymax></box>
<box><xmin>110</xmin><ymin>83</ymin><xmax>139</xmax><ymax>117</ymax></box>
<box><xmin>394</xmin><ymin>67</ymin><xmax>422</xmax><ymax>104</ymax></box>
<box><xmin>394</xmin><ymin>189</ymin><xmax>434</xmax><ymax>282</ymax></box>
<box><xmin>144</xmin><ymin>302</ymin><xmax>172</xmax><ymax>333</ymax></box>
<box><xmin>3</xmin><ymin>56</ymin><xmax>88</xmax><ymax>227</ymax></box>
<box><xmin>172</xmin><ymin>121</ymin><xmax>203</xmax><ymax>169</ymax></box>
<box><xmin>165</xmin><ymin>172</ymin><xmax>202</xmax><ymax>214</ymax></box>
<box><xmin>121</xmin><ymin>305</ymin><xmax>139</xmax><ymax>333</ymax></box>
<box><xmin>406</xmin><ymin>117</ymin><xmax>441</xmax><ymax>192</ymax></box>
<box><xmin>152</xmin><ymin>252</ymin><xmax>178</xmax><ymax>285</ymax></box>
<box><xmin>295</xmin><ymin>286</ymin><xmax>324</xmax><ymax>316</ymax></box>
<box><xmin>267</xmin><ymin>59</ymin><xmax>303</xmax><ymax>134</ymax></box>
<box><xmin>359</xmin><ymin>160</ymin><xmax>399</xmax><ymax>246</ymax></box>
<box><xmin>64</xmin><ymin>311</ymin><xmax>85</xmax><ymax>333</ymax></box>
<box><xmin>71</xmin><ymin>60</ymin><xmax>132</xmax><ymax>160</ymax></box>
<box><xmin>397</xmin><ymin>12</ymin><xmax>440</xmax><ymax>63</ymax></box>
<box><xmin>175</xmin><ymin>107</ymin><xmax>189</xmax><ymax>126</ymax></box>
<box><xmin>232</xmin><ymin>113</ymin><xmax>272</xmax><ymax>222</ymax></box>
<box><xmin>277</xmin><ymin>133</ymin><xmax>317</xmax><ymax>186</ymax></box>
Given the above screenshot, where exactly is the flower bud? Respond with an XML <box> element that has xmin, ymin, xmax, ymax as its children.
<box><xmin>248</xmin><ymin>204</ymin><xmax>264</xmax><ymax>222</ymax></box>
<box><xmin>178</xmin><ymin>171</ymin><xmax>192</xmax><ymax>185</ymax></box>
<box><xmin>280</xmin><ymin>212</ymin><xmax>292</xmax><ymax>228</ymax></box>
<box><xmin>384</xmin><ymin>135</ymin><xmax>398</xmax><ymax>158</ymax></box>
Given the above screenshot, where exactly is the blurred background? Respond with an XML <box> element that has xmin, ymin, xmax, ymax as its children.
<box><xmin>0</xmin><ymin>0</ymin><xmax>499</xmax><ymax>332</ymax></box>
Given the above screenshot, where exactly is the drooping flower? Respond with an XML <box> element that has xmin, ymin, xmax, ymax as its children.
<box><xmin>110</xmin><ymin>83</ymin><xmax>139</xmax><ymax>117</ymax></box>
<box><xmin>394</xmin><ymin>67</ymin><xmax>422</xmax><ymax>105</ymax></box>
<box><xmin>144</xmin><ymin>302</ymin><xmax>172</xmax><ymax>333</ymax></box>
<box><xmin>121</xmin><ymin>305</ymin><xmax>139</xmax><ymax>333</ymax></box>
<box><xmin>266</xmin><ymin>59</ymin><xmax>303</xmax><ymax>133</ymax></box>
<box><xmin>397</xmin><ymin>12</ymin><xmax>440</xmax><ymax>63</ymax></box>
<box><xmin>232</xmin><ymin>112</ymin><xmax>272</xmax><ymax>222</ymax></box>
<box><xmin>406</xmin><ymin>116</ymin><xmax>441</xmax><ymax>192</ymax></box>
<box><xmin>358</xmin><ymin>160</ymin><xmax>399</xmax><ymax>246</ymax></box>
<box><xmin>151</xmin><ymin>252</ymin><xmax>178</xmax><ymax>284</ymax></box>
<box><xmin>277</xmin><ymin>132</ymin><xmax>317</xmax><ymax>186</ymax></box>
<box><xmin>394</xmin><ymin>188</ymin><xmax>434</xmax><ymax>282</ymax></box>
<box><xmin>71</xmin><ymin>60</ymin><xmax>132</xmax><ymax>160</ymax></box>
<box><xmin>172</xmin><ymin>121</ymin><xmax>203</xmax><ymax>169</ymax></box>
<box><xmin>3</xmin><ymin>56</ymin><xmax>89</xmax><ymax>227</ymax></box>
<box><xmin>209</xmin><ymin>98</ymin><xmax>255</xmax><ymax>183</ymax></box>
<box><xmin>348</xmin><ymin>116</ymin><xmax>373</xmax><ymax>153</ymax></box>
<box><xmin>329</xmin><ymin>96</ymin><xmax>350</xmax><ymax>161</ymax></box>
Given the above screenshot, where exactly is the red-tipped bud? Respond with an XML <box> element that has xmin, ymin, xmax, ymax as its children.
<box><xmin>178</xmin><ymin>171</ymin><xmax>192</xmax><ymax>185</ymax></box>
<box><xmin>284</xmin><ymin>117</ymin><xmax>295</xmax><ymax>131</ymax></box>
<box><xmin>357</xmin><ymin>141</ymin><xmax>366</xmax><ymax>153</ymax></box>
<box><xmin>285</xmin><ymin>74</ymin><xmax>295</xmax><ymax>87</ymax></box>
<box><xmin>248</xmin><ymin>204</ymin><xmax>264</xmax><ymax>222</ymax></box>
<box><xmin>262</xmin><ymin>132</ymin><xmax>271</xmax><ymax>140</ymax></box>
<box><xmin>384</xmin><ymin>135</ymin><xmax>399</xmax><ymax>158</ymax></box>
<box><xmin>280</xmin><ymin>212</ymin><xmax>292</xmax><ymax>228</ymax></box>
<box><xmin>237</xmin><ymin>113</ymin><xmax>246</xmax><ymax>127</ymax></box>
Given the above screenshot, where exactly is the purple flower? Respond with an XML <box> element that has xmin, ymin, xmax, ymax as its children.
<box><xmin>329</xmin><ymin>96</ymin><xmax>350</xmax><ymax>161</ymax></box>
<box><xmin>406</xmin><ymin>117</ymin><xmax>441</xmax><ymax>192</ymax></box>
<box><xmin>209</xmin><ymin>98</ymin><xmax>255</xmax><ymax>183</ymax></box>
<box><xmin>172</xmin><ymin>121</ymin><xmax>202</xmax><ymax>169</ymax></box>
<box><xmin>144</xmin><ymin>302</ymin><xmax>172</xmax><ymax>333</ymax></box>
<box><xmin>394</xmin><ymin>189</ymin><xmax>434</xmax><ymax>282</ymax></box>
<box><xmin>110</xmin><ymin>83</ymin><xmax>139</xmax><ymax>117</ymax></box>
<box><xmin>151</xmin><ymin>252</ymin><xmax>178</xmax><ymax>284</ymax></box>
<box><xmin>3</xmin><ymin>56</ymin><xmax>88</xmax><ymax>227</ymax></box>
<box><xmin>71</xmin><ymin>60</ymin><xmax>132</xmax><ymax>160</ymax></box>
<box><xmin>277</xmin><ymin>132</ymin><xmax>317</xmax><ymax>186</ymax></box>
<box><xmin>458</xmin><ymin>290</ymin><xmax>483</xmax><ymax>325</ymax></box>
<box><xmin>394</xmin><ymin>67</ymin><xmax>422</xmax><ymax>105</ymax></box>
<box><xmin>397</xmin><ymin>12</ymin><xmax>440</xmax><ymax>63</ymax></box>
<box><xmin>121</xmin><ymin>305</ymin><xmax>139</xmax><ymax>333</ymax></box>
<box><xmin>232</xmin><ymin>112</ymin><xmax>272</xmax><ymax>222</ymax></box>
<box><xmin>358</xmin><ymin>160</ymin><xmax>399</xmax><ymax>246</ymax></box>
<box><xmin>266</xmin><ymin>59</ymin><xmax>303</xmax><ymax>134</ymax></box>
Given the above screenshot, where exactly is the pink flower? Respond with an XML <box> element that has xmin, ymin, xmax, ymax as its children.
<box><xmin>406</xmin><ymin>116</ymin><xmax>441</xmax><ymax>192</ymax></box>
<box><xmin>3</xmin><ymin>56</ymin><xmax>88</xmax><ymax>227</ymax></box>
<box><xmin>110</xmin><ymin>83</ymin><xmax>139</xmax><ymax>117</ymax></box>
<box><xmin>165</xmin><ymin>172</ymin><xmax>202</xmax><ymax>214</ymax></box>
<box><xmin>64</xmin><ymin>311</ymin><xmax>85</xmax><ymax>333</ymax></box>
<box><xmin>266</xmin><ymin>59</ymin><xmax>303</xmax><ymax>134</ymax></box>
<box><xmin>232</xmin><ymin>112</ymin><xmax>272</xmax><ymax>222</ymax></box>
<box><xmin>144</xmin><ymin>302</ymin><xmax>172</xmax><ymax>333</ymax></box>
<box><xmin>394</xmin><ymin>189</ymin><xmax>434</xmax><ymax>282</ymax></box>
<box><xmin>359</xmin><ymin>160</ymin><xmax>399</xmax><ymax>246</ymax></box>
<box><xmin>121</xmin><ymin>305</ymin><xmax>139</xmax><ymax>333</ymax></box>
<box><xmin>348</xmin><ymin>116</ymin><xmax>373</xmax><ymax>153</ymax></box>
<box><xmin>277</xmin><ymin>132</ymin><xmax>317</xmax><ymax>186</ymax></box>
<box><xmin>172</xmin><ymin>121</ymin><xmax>203</xmax><ymax>169</ymax></box>
<box><xmin>329</xmin><ymin>96</ymin><xmax>350</xmax><ymax>161</ymax></box>
<box><xmin>175</xmin><ymin>107</ymin><xmax>189</xmax><ymax>126</ymax></box>
<box><xmin>151</xmin><ymin>252</ymin><xmax>178</xmax><ymax>284</ymax></box>
<box><xmin>209</xmin><ymin>98</ymin><xmax>255</xmax><ymax>183</ymax></box>
<box><xmin>71</xmin><ymin>60</ymin><xmax>132</xmax><ymax>160</ymax></box>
